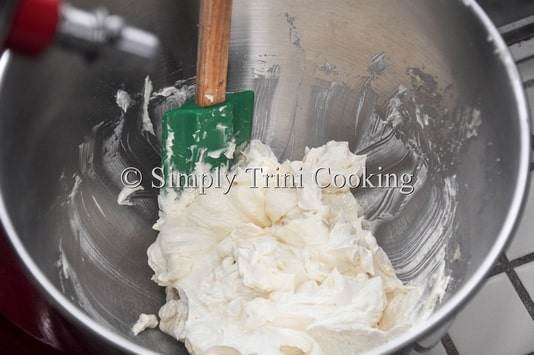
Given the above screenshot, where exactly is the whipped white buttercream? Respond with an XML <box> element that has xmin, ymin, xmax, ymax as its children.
<box><xmin>145</xmin><ymin>140</ymin><xmax>422</xmax><ymax>354</ymax></box>
<box><xmin>132</xmin><ymin>313</ymin><xmax>159</xmax><ymax>336</ymax></box>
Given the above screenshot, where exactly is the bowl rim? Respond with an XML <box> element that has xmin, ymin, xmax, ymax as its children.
<box><xmin>0</xmin><ymin>0</ymin><xmax>531</xmax><ymax>353</ymax></box>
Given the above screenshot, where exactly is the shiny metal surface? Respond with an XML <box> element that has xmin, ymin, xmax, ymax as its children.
<box><xmin>58</xmin><ymin>3</ymin><xmax>160</xmax><ymax>59</ymax></box>
<box><xmin>0</xmin><ymin>0</ymin><xmax>530</xmax><ymax>354</ymax></box>
<box><xmin>0</xmin><ymin>0</ymin><xmax>17</xmax><ymax>45</ymax></box>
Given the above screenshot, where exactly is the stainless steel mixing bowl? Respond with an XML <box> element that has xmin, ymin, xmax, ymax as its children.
<box><xmin>0</xmin><ymin>0</ymin><xmax>530</xmax><ymax>354</ymax></box>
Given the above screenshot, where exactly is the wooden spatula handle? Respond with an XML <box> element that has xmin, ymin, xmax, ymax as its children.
<box><xmin>196</xmin><ymin>0</ymin><xmax>233</xmax><ymax>107</ymax></box>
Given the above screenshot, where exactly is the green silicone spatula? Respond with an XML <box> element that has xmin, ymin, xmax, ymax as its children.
<box><xmin>162</xmin><ymin>0</ymin><xmax>254</xmax><ymax>176</ymax></box>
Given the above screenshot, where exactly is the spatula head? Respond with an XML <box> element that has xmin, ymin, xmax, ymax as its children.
<box><xmin>162</xmin><ymin>90</ymin><xmax>254</xmax><ymax>175</ymax></box>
